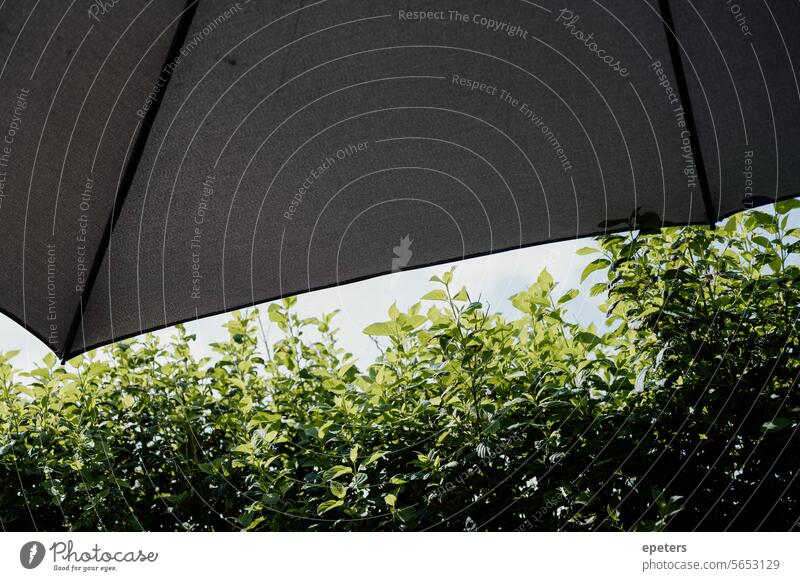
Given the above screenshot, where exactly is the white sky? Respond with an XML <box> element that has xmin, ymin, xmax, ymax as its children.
<box><xmin>0</xmin><ymin>238</ymin><xmax>604</xmax><ymax>368</ymax></box>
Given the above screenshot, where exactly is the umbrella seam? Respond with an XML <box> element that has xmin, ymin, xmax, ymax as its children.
<box><xmin>658</xmin><ymin>0</ymin><xmax>718</xmax><ymax>229</ymax></box>
<box><xmin>60</xmin><ymin>0</ymin><xmax>201</xmax><ymax>362</ymax></box>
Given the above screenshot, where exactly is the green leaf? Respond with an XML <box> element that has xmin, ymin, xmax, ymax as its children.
<box><xmin>267</xmin><ymin>303</ymin><xmax>286</xmax><ymax>324</ymax></box>
<box><xmin>421</xmin><ymin>289</ymin><xmax>448</xmax><ymax>301</ymax></box>
<box><xmin>723</xmin><ymin>216</ymin><xmax>738</xmax><ymax>233</ymax></box>
<box><xmin>752</xmin><ymin>236</ymin><xmax>771</xmax><ymax>249</ymax></box>
<box><xmin>452</xmin><ymin>287</ymin><xmax>469</xmax><ymax>302</ymax></box>
<box><xmin>66</xmin><ymin>354</ymin><xmax>83</xmax><ymax>368</ymax></box>
<box><xmin>537</xmin><ymin>268</ymin><xmax>554</xmax><ymax>287</ymax></box>
<box><xmin>317</xmin><ymin>499</ymin><xmax>344</xmax><ymax>515</ymax></box>
<box><xmin>364</xmin><ymin>451</ymin><xmax>386</xmax><ymax>466</ymax></box>
<box><xmin>324</xmin><ymin>465</ymin><xmax>353</xmax><ymax>480</ymax></box>
<box><xmin>363</xmin><ymin>322</ymin><xmax>398</xmax><ymax>336</ymax></box>
<box><xmin>43</xmin><ymin>352</ymin><xmax>57</xmax><ymax>369</ymax></box>
<box><xmin>576</xmin><ymin>246</ymin><xmax>599</xmax><ymax>255</ymax></box>
<box><xmin>558</xmin><ymin>289</ymin><xmax>579</xmax><ymax>304</ymax></box>
<box><xmin>762</xmin><ymin>417</ymin><xmax>792</xmax><ymax>433</ymax></box>
<box><xmin>589</xmin><ymin>283</ymin><xmax>607</xmax><ymax>297</ymax></box>
<box><xmin>384</xmin><ymin>493</ymin><xmax>397</xmax><ymax>508</ymax></box>
<box><xmin>750</xmin><ymin>210</ymin><xmax>776</xmax><ymax>229</ymax></box>
<box><xmin>330</xmin><ymin>481</ymin><xmax>347</xmax><ymax>499</ymax></box>
<box><xmin>581</xmin><ymin>259</ymin><xmax>610</xmax><ymax>283</ymax></box>
<box><xmin>775</xmin><ymin>198</ymin><xmax>800</xmax><ymax>214</ymax></box>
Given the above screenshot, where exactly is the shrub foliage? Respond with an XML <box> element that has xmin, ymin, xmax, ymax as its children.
<box><xmin>1</xmin><ymin>204</ymin><xmax>799</xmax><ymax>531</ymax></box>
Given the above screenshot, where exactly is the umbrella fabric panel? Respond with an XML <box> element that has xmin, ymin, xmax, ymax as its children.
<box><xmin>669</xmin><ymin>0</ymin><xmax>800</xmax><ymax>219</ymax></box>
<box><xmin>71</xmin><ymin>0</ymin><xmax>699</xmax><ymax>357</ymax></box>
<box><xmin>0</xmin><ymin>0</ymin><xmax>188</xmax><ymax>354</ymax></box>
<box><xmin>2</xmin><ymin>1</ymin><xmax>799</xmax><ymax>358</ymax></box>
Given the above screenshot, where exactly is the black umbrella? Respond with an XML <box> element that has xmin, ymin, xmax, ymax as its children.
<box><xmin>1</xmin><ymin>0</ymin><xmax>798</xmax><ymax>360</ymax></box>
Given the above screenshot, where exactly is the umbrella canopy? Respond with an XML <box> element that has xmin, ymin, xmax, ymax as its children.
<box><xmin>1</xmin><ymin>0</ymin><xmax>799</xmax><ymax>360</ymax></box>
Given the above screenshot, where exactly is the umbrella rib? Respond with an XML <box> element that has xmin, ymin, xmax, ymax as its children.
<box><xmin>658</xmin><ymin>0</ymin><xmax>718</xmax><ymax>228</ymax></box>
<box><xmin>59</xmin><ymin>0</ymin><xmax>201</xmax><ymax>362</ymax></box>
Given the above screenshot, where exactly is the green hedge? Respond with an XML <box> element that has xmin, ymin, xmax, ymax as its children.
<box><xmin>1</xmin><ymin>204</ymin><xmax>799</xmax><ymax>531</ymax></box>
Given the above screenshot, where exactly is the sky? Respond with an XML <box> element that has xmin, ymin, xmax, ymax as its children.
<box><xmin>0</xmin><ymin>238</ymin><xmax>603</xmax><ymax>368</ymax></box>
<box><xmin>2</xmin><ymin>204</ymin><xmax>797</xmax><ymax>368</ymax></box>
